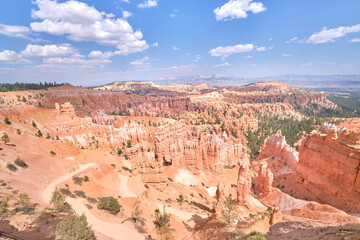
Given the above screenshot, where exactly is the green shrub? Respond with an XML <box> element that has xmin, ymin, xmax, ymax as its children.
<box><xmin>86</xmin><ymin>197</ymin><xmax>97</xmax><ymax>204</ymax></box>
<box><xmin>122</xmin><ymin>166</ymin><xmax>132</xmax><ymax>173</ymax></box>
<box><xmin>84</xmin><ymin>176</ymin><xmax>89</xmax><ymax>182</ymax></box>
<box><xmin>4</xmin><ymin>117</ymin><xmax>11</xmax><ymax>125</ymax></box>
<box><xmin>60</xmin><ymin>188</ymin><xmax>73</xmax><ymax>197</ymax></box>
<box><xmin>74</xmin><ymin>191</ymin><xmax>87</xmax><ymax>198</ymax></box>
<box><xmin>50</xmin><ymin>190</ymin><xmax>70</xmax><ymax>212</ymax></box>
<box><xmin>32</xmin><ymin>120</ymin><xmax>37</xmax><ymax>128</ymax></box>
<box><xmin>0</xmin><ymin>200</ymin><xmax>8</xmax><ymax>214</ymax></box>
<box><xmin>14</xmin><ymin>157</ymin><xmax>28</xmax><ymax>169</ymax></box>
<box><xmin>7</xmin><ymin>163</ymin><xmax>17</xmax><ymax>172</ymax></box>
<box><xmin>16</xmin><ymin>129</ymin><xmax>21</xmax><ymax>135</ymax></box>
<box><xmin>56</xmin><ymin>214</ymin><xmax>93</xmax><ymax>240</ymax></box>
<box><xmin>1</xmin><ymin>133</ymin><xmax>10</xmax><ymax>144</ymax></box>
<box><xmin>242</xmin><ymin>231</ymin><xmax>266</xmax><ymax>240</ymax></box>
<box><xmin>154</xmin><ymin>208</ymin><xmax>170</xmax><ymax>229</ymax></box>
<box><xmin>73</xmin><ymin>177</ymin><xmax>84</xmax><ymax>186</ymax></box>
<box><xmin>97</xmin><ymin>196</ymin><xmax>121</xmax><ymax>215</ymax></box>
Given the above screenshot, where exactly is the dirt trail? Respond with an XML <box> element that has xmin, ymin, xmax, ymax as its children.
<box><xmin>118</xmin><ymin>174</ymin><xmax>138</xmax><ymax>198</ymax></box>
<box><xmin>67</xmin><ymin>198</ymin><xmax>144</xmax><ymax>240</ymax></box>
<box><xmin>43</xmin><ymin>164</ymin><xmax>144</xmax><ymax>240</ymax></box>
<box><xmin>42</xmin><ymin>163</ymin><xmax>96</xmax><ymax>203</ymax></box>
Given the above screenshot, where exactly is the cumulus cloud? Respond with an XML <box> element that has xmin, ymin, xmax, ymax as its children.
<box><xmin>172</xmin><ymin>46</ymin><xmax>179</xmax><ymax>50</ymax></box>
<box><xmin>122</xmin><ymin>11</ymin><xmax>132</xmax><ymax>19</ymax></box>
<box><xmin>306</xmin><ymin>24</ymin><xmax>360</xmax><ymax>44</ymax></box>
<box><xmin>0</xmin><ymin>23</ymin><xmax>31</xmax><ymax>39</ymax></box>
<box><xmin>43</xmin><ymin>55</ymin><xmax>110</xmax><ymax>66</ymax></box>
<box><xmin>21</xmin><ymin>44</ymin><xmax>77</xmax><ymax>58</ymax></box>
<box><xmin>256</xmin><ymin>46</ymin><xmax>266</xmax><ymax>51</ymax></box>
<box><xmin>138</xmin><ymin>0</ymin><xmax>158</xmax><ymax>8</ymax></box>
<box><xmin>350</xmin><ymin>38</ymin><xmax>360</xmax><ymax>42</ymax></box>
<box><xmin>214</xmin><ymin>0</ymin><xmax>266</xmax><ymax>21</ymax></box>
<box><xmin>0</xmin><ymin>50</ymin><xmax>31</xmax><ymax>64</ymax></box>
<box><xmin>283</xmin><ymin>54</ymin><xmax>291</xmax><ymax>57</ymax></box>
<box><xmin>209</xmin><ymin>43</ymin><xmax>254</xmax><ymax>59</ymax></box>
<box><xmin>130</xmin><ymin>56</ymin><xmax>151</xmax><ymax>66</ymax></box>
<box><xmin>286</xmin><ymin>37</ymin><xmax>298</xmax><ymax>43</ymax></box>
<box><xmin>214</xmin><ymin>62</ymin><xmax>231</xmax><ymax>67</ymax></box>
<box><xmin>30</xmin><ymin>0</ymin><xmax>148</xmax><ymax>55</ymax></box>
<box><xmin>152</xmin><ymin>42</ymin><xmax>159</xmax><ymax>47</ymax></box>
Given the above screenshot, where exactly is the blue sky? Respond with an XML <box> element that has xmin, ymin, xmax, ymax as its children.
<box><xmin>0</xmin><ymin>0</ymin><xmax>359</xmax><ymax>85</ymax></box>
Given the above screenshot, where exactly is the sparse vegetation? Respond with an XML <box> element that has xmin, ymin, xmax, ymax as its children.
<box><xmin>50</xmin><ymin>189</ymin><xmax>70</xmax><ymax>212</ymax></box>
<box><xmin>74</xmin><ymin>190</ymin><xmax>87</xmax><ymax>198</ymax></box>
<box><xmin>4</xmin><ymin>117</ymin><xmax>11</xmax><ymax>125</ymax></box>
<box><xmin>122</xmin><ymin>202</ymin><xmax>147</xmax><ymax>233</ymax></box>
<box><xmin>50</xmin><ymin>150</ymin><xmax>56</xmax><ymax>156</ymax></box>
<box><xmin>97</xmin><ymin>196</ymin><xmax>121</xmax><ymax>215</ymax></box>
<box><xmin>6</xmin><ymin>163</ymin><xmax>17</xmax><ymax>172</ymax></box>
<box><xmin>122</xmin><ymin>166</ymin><xmax>132</xmax><ymax>173</ymax></box>
<box><xmin>32</xmin><ymin>120</ymin><xmax>37</xmax><ymax>128</ymax></box>
<box><xmin>36</xmin><ymin>129</ymin><xmax>42</xmax><ymax>137</ymax></box>
<box><xmin>221</xmin><ymin>194</ymin><xmax>238</xmax><ymax>225</ymax></box>
<box><xmin>1</xmin><ymin>133</ymin><xmax>10</xmax><ymax>144</ymax></box>
<box><xmin>73</xmin><ymin>176</ymin><xmax>84</xmax><ymax>186</ymax></box>
<box><xmin>242</xmin><ymin>231</ymin><xmax>266</xmax><ymax>240</ymax></box>
<box><xmin>56</xmin><ymin>214</ymin><xmax>93</xmax><ymax>240</ymax></box>
<box><xmin>14</xmin><ymin>157</ymin><xmax>28</xmax><ymax>168</ymax></box>
<box><xmin>84</xmin><ymin>175</ymin><xmax>89</xmax><ymax>182</ymax></box>
<box><xmin>154</xmin><ymin>207</ymin><xmax>171</xmax><ymax>230</ymax></box>
<box><xmin>177</xmin><ymin>195</ymin><xmax>184</xmax><ymax>205</ymax></box>
<box><xmin>16</xmin><ymin>129</ymin><xmax>21</xmax><ymax>135</ymax></box>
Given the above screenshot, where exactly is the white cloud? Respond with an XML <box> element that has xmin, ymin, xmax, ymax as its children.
<box><xmin>209</xmin><ymin>43</ymin><xmax>254</xmax><ymax>59</ymax></box>
<box><xmin>0</xmin><ymin>50</ymin><xmax>21</xmax><ymax>62</ymax></box>
<box><xmin>43</xmin><ymin>55</ymin><xmax>110</xmax><ymax>66</ymax></box>
<box><xmin>88</xmin><ymin>50</ymin><xmax>114</xmax><ymax>59</ymax></box>
<box><xmin>122</xmin><ymin>11</ymin><xmax>132</xmax><ymax>19</ymax></box>
<box><xmin>138</xmin><ymin>0</ymin><xmax>158</xmax><ymax>8</ymax></box>
<box><xmin>268</xmin><ymin>37</ymin><xmax>273</xmax><ymax>41</ymax></box>
<box><xmin>0</xmin><ymin>23</ymin><xmax>31</xmax><ymax>39</ymax></box>
<box><xmin>286</xmin><ymin>37</ymin><xmax>298</xmax><ymax>43</ymax></box>
<box><xmin>283</xmin><ymin>54</ymin><xmax>291</xmax><ymax>57</ymax></box>
<box><xmin>256</xmin><ymin>46</ymin><xmax>266</xmax><ymax>51</ymax></box>
<box><xmin>152</xmin><ymin>42</ymin><xmax>159</xmax><ymax>47</ymax></box>
<box><xmin>0</xmin><ymin>50</ymin><xmax>31</xmax><ymax>64</ymax></box>
<box><xmin>246</xmin><ymin>55</ymin><xmax>252</xmax><ymax>59</ymax></box>
<box><xmin>170</xmin><ymin>13</ymin><xmax>177</xmax><ymax>18</ymax></box>
<box><xmin>172</xmin><ymin>46</ymin><xmax>179</xmax><ymax>50</ymax></box>
<box><xmin>350</xmin><ymin>38</ymin><xmax>360</xmax><ymax>43</ymax></box>
<box><xmin>21</xmin><ymin>44</ymin><xmax>77</xmax><ymax>58</ymax></box>
<box><xmin>214</xmin><ymin>62</ymin><xmax>231</xmax><ymax>67</ymax></box>
<box><xmin>302</xmin><ymin>62</ymin><xmax>312</xmax><ymax>66</ymax></box>
<box><xmin>306</xmin><ymin>24</ymin><xmax>360</xmax><ymax>44</ymax></box>
<box><xmin>214</xmin><ymin>0</ymin><xmax>266</xmax><ymax>21</ymax></box>
<box><xmin>130</xmin><ymin>56</ymin><xmax>151</xmax><ymax>67</ymax></box>
<box><xmin>193</xmin><ymin>55</ymin><xmax>201</xmax><ymax>62</ymax></box>
<box><xmin>30</xmin><ymin>0</ymin><xmax>148</xmax><ymax>55</ymax></box>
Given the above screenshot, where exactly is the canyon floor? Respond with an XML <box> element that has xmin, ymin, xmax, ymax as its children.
<box><xmin>0</xmin><ymin>81</ymin><xmax>359</xmax><ymax>240</ymax></box>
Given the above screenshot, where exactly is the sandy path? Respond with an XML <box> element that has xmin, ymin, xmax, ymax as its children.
<box><xmin>118</xmin><ymin>174</ymin><xmax>137</xmax><ymax>198</ymax></box>
<box><xmin>42</xmin><ymin>163</ymin><xmax>96</xmax><ymax>203</ymax></box>
<box><xmin>156</xmin><ymin>203</ymin><xmax>207</xmax><ymax>222</ymax></box>
<box><xmin>67</xmin><ymin>198</ymin><xmax>144</xmax><ymax>240</ymax></box>
<box><xmin>42</xmin><ymin>164</ymin><xmax>144</xmax><ymax>240</ymax></box>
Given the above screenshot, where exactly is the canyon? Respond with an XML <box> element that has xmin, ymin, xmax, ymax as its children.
<box><xmin>0</xmin><ymin>81</ymin><xmax>359</xmax><ymax>240</ymax></box>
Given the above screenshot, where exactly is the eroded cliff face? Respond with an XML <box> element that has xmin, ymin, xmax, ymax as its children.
<box><xmin>154</xmin><ymin>121</ymin><xmax>249</xmax><ymax>173</ymax></box>
<box><xmin>258</xmin><ymin>131</ymin><xmax>299</xmax><ymax>171</ymax></box>
<box><xmin>297</xmin><ymin>124</ymin><xmax>360</xmax><ymax>212</ymax></box>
